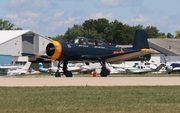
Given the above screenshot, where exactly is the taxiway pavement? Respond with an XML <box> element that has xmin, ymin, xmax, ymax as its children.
<box><xmin>0</xmin><ymin>77</ymin><xmax>180</xmax><ymax>86</ymax></box>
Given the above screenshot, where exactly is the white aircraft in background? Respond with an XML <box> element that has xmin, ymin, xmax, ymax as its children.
<box><xmin>79</xmin><ymin>63</ymin><xmax>96</xmax><ymax>74</ymax></box>
<box><xmin>39</xmin><ymin>62</ymin><xmax>99</xmax><ymax>75</ymax></box>
<box><xmin>86</xmin><ymin>62</ymin><xmax>125</xmax><ymax>74</ymax></box>
<box><xmin>0</xmin><ymin>64</ymin><xmax>23</xmax><ymax>69</ymax></box>
<box><xmin>0</xmin><ymin>64</ymin><xmax>23</xmax><ymax>75</ymax></box>
<box><xmin>38</xmin><ymin>62</ymin><xmax>81</xmax><ymax>75</ymax></box>
<box><xmin>125</xmin><ymin>63</ymin><xmax>165</xmax><ymax>74</ymax></box>
<box><xmin>7</xmin><ymin>62</ymin><xmax>33</xmax><ymax>75</ymax></box>
<box><xmin>106</xmin><ymin>63</ymin><xmax>126</xmax><ymax>74</ymax></box>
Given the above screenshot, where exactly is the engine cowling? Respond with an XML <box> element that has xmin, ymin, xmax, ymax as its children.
<box><xmin>46</xmin><ymin>41</ymin><xmax>62</xmax><ymax>60</ymax></box>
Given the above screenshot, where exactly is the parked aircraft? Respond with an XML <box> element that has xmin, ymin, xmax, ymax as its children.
<box><xmin>22</xmin><ymin>29</ymin><xmax>154</xmax><ymax>77</ymax></box>
<box><xmin>7</xmin><ymin>62</ymin><xmax>32</xmax><ymax>75</ymax></box>
<box><xmin>38</xmin><ymin>62</ymin><xmax>81</xmax><ymax>75</ymax></box>
<box><xmin>165</xmin><ymin>63</ymin><xmax>180</xmax><ymax>74</ymax></box>
<box><xmin>38</xmin><ymin>63</ymin><xmax>50</xmax><ymax>73</ymax></box>
<box><xmin>79</xmin><ymin>63</ymin><xmax>96</xmax><ymax>74</ymax></box>
<box><xmin>0</xmin><ymin>64</ymin><xmax>23</xmax><ymax>70</ymax></box>
<box><xmin>126</xmin><ymin>63</ymin><xmax>165</xmax><ymax>74</ymax></box>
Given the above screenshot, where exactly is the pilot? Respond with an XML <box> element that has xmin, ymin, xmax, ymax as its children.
<box><xmin>79</xmin><ymin>38</ymin><xmax>86</xmax><ymax>45</ymax></box>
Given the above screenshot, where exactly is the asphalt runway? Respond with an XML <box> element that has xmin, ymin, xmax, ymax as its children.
<box><xmin>0</xmin><ymin>76</ymin><xmax>180</xmax><ymax>86</ymax></box>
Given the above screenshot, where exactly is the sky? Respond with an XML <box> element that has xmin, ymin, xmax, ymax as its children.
<box><xmin>0</xmin><ymin>0</ymin><xmax>180</xmax><ymax>37</ymax></box>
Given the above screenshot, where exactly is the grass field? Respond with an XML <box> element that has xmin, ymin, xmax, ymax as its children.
<box><xmin>1</xmin><ymin>86</ymin><xmax>180</xmax><ymax>113</ymax></box>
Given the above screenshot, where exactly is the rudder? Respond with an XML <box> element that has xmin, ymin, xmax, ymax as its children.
<box><xmin>132</xmin><ymin>29</ymin><xmax>149</xmax><ymax>50</ymax></box>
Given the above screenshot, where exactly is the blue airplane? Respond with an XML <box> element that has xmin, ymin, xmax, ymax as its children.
<box><xmin>22</xmin><ymin>29</ymin><xmax>154</xmax><ymax>77</ymax></box>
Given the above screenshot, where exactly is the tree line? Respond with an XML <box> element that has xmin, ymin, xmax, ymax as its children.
<box><xmin>53</xmin><ymin>18</ymin><xmax>180</xmax><ymax>45</ymax></box>
<box><xmin>0</xmin><ymin>19</ymin><xmax>22</xmax><ymax>30</ymax></box>
<box><xmin>1</xmin><ymin>18</ymin><xmax>180</xmax><ymax>45</ymax></box>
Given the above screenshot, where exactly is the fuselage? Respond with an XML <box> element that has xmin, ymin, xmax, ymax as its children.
<box><xmin>46</xmin><ymin>37</ymin><xmax>151</xmax><ymax>62</ymax></box>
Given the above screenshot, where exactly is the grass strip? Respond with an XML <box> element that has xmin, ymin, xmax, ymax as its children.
<box><xmin>0</xmin><ymin>86</ymin><xmax>180</xmax><ymax>113</ymax></box>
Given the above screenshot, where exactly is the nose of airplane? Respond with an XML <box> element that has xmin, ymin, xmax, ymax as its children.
<box><xmin>46</xmin><ymin>41</ymin><xmax>62</xmax><ymax>60</ymax></box>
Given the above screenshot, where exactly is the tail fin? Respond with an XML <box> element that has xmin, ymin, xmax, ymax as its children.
<box><xmin>39</xmin><ymin>63</ymin><xmax>43</xmax><ymax>69</ymax></box>
<box><xmin>22</xmin><ymin>62</ymin><xmax>31</xmax><ymax>70</ymax></box>
<box><xmin>132</xmin><ymin>29</ymin><xmax>149</xmax><ymax>50</ymax></box>
<box><xmin>153</xmin><ymin>64</ymin><xmax>166</xmax><ymax>72</ymax></box>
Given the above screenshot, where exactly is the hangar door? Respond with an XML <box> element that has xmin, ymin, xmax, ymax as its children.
<box><xmin>22</xmin><ymin>34</ymin><xmax>34</xmax><ymax>53</ymax></box>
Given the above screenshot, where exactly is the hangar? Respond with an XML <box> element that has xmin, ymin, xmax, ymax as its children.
<box><xmin>0</xmin><ymin>30</ymin><xmax>52</xmax><ymax>68</ymax></box>
<box><xmin>117</xmin><ymin>39</ymin><xmax>180</xmax><ymax>65</ymax></box>
<box><xmin>148</xmin><ymin>39</ymin><xmax>180</xmax><ymax>63</ymax></box>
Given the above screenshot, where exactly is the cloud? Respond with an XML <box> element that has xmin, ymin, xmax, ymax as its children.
<box><xmin>21</xmin><ymin>11</ymin><xmax>40</xmax><ymax>18</ymax></box>
<box><xmin>97</xmin><ymin>0</ymin><xmax>142</xmax><ymax>7</ymax></box>
<box><xmin>5</xmin><ymin>0</ymin><xmax>58</xmax><ymax>12</ymax></box>
<box><xmin>89</xmin><ymin>12</ymin><xmax>116</xmax><ymax>21</ymax></box>
<box><xmin>5</xmin><ymin>14</ymin><xmax>19</xmax><ymax>20</ymax></box>
<box><xmin>6</xmin><ymin>14</ymin><xmax>38</xmax><ymax>28</ymax></box>
<box><xmin>98</xmin><ymin>0</ymin><xmax>120</xmax><ymax>7</ymax></box>
<box><xmin>132</xmin><ymin>15</ymin><xmax>148</xmax><ymax>23</ymax></box>
<box><xmin>53</xmin><ymin>17</ymin><xmax>81</xmax><ymax>27</ymax></box>
<box><xmin>121</xmin><ymin>15</ymin><xmax>152</xmax><ymax>27</ymax></box>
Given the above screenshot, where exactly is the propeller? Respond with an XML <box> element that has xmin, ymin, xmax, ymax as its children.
<box><xmin>22</xmin><ymin>41</ymin><xmax>62</xmax><ymax>61</ymax></box>
<box><xmin>36</xmin><ymin>50</ymin><xmax>46</xmax><ymax>58</ymax></box>
<box><xmin>36</xmin><ymin>41</ymin><xmax>61</xmax><ymax>60</ymax></box>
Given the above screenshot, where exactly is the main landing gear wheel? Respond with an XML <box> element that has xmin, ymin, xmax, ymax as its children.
<box><xmin>63</xmin><ymin>60</ymin><xmax>73</xmax><ymax>77</ymax></box>
<box><xmin>55</xmin><ymin>71</ymin><xmax>61</xmax><ymax>77</ymax></box>
<box><xmin>100</xmin><ymin>60</ymin><xmax>110</xmax><ymax>77</ymax></box>
<box><xmin>100</xmin><ymin>67</ymin><xmax>110</xmax><ymax>77</ymax></box>
<box><xmin>64</xmin><ymin>71</ymin><xmax>72</xmax><ymax>77</ymax></box>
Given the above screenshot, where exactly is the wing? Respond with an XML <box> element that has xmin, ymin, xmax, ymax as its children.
<box><xmin>81</xmin><ymin>49</ymin><xmax>154</xmax><ymax>63</ymax></box>
<box><xmin>22</xmin><ymin>52</ymin><xmax>50</xmax><ymax>59</ymax></box>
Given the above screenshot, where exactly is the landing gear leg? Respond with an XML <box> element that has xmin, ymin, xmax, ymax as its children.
<box><xmin>55</xmin><ymin>61</ymin><xmax>61</xmax><ymax>77</ymax></box>
<box><xmin>100</xmin><ymin>61</ymin><xmax>110</xmax><ymax>77</ymax></box>
<box><xmin>63</xmin><ymin>60</ymin><xmax>72</xmax><ymax>77</ymax></box>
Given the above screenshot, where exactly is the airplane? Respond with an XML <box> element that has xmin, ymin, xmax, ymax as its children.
<box><xmin>7</xmin><ymin>62</ymin><xmax>32</xmax><ymax>75</ymax></box>
<box><xmin>88</xmin><ymin>62</ymin><xmax>125</xmax><ymax>74</ymax></box>
<box><xmin>79</xmin><ymin>63</ymin><xmax>96</xmax><ymax>74</ymax></box>
<box><xmin>0</xmin><ymin>63</ymin><xmax>30</xmax><ymax>75</ymax></box>
<box><xmin>38</xmin><ymin>62</ymin><xmax>50</xmax><ymax>73</ymax></box>
<box><xmin>22</xmin><ymin>29</ymin><xmax>154</xmax><ymax>77</ymax></box>
<box><xmin>0</xmin><ymin>64</ymin><xmax>24</xmax><ymax>70</ymax></box>
<box><xmin>125</xmin><ymin>63</ymin><xmax>165</xmax><ymax>74</ymax></box>
<box><xmin>165</xmin><ymin>63</ymin><xmax>180</xmax><ymax>74</ymax></box>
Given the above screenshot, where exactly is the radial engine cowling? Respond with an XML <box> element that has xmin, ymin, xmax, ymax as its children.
<box><xmin>46</xmin><ymin>41</ymin><xmax>62</xmax><ymax>60</ymax></box>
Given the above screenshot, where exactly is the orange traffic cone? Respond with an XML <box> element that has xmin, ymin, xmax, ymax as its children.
<box><xmin>93</xmin><ymin>69</ymin><xmax>98</xmax><ymax>77</ymax></box>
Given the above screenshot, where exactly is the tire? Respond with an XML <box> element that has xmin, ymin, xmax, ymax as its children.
<box><xmin>65</xmin><ymin>71</ymin><xmax>72</xmax><ymax>77</ymax></box>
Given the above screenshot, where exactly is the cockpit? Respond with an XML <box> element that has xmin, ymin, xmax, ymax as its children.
<box><xmin>70</xmin><ymin>37</ymin><xmax>107</xmax><ymax>46</ymax></box>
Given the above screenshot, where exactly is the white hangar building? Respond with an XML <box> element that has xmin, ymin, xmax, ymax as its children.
<box><xmin>0</xmin><ymin>30</ymin><xmax>52</xmax><ymax>64</ymax></box>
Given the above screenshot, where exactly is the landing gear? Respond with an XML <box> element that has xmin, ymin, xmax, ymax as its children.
<box><xmin>55</xmin><ymin>61</ymin><xmax>61</xmax><ymax>77</ymax></box>
<box><xmin>55</xmin><ymin>60</ymin><xmax>73</xmax><ymax>77</ymax></box>
<box><xmin>100</xmin><ymin>61</ymin><xmax>110</xmax><ymax>77</ymax></box>
<box><xmin>63</xmin><ymin>60</ymin><xmax>72</xmax><ymax>77</ymax></box>
<box><xmin>64</xmin><ymin>70</ymin><xmax>72</xmax><ymax>77</ymax></box>
<box><xmin>55</xmin><ymin>71</ymin><xmax>61</xmax><ymax>77</ymax></box>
